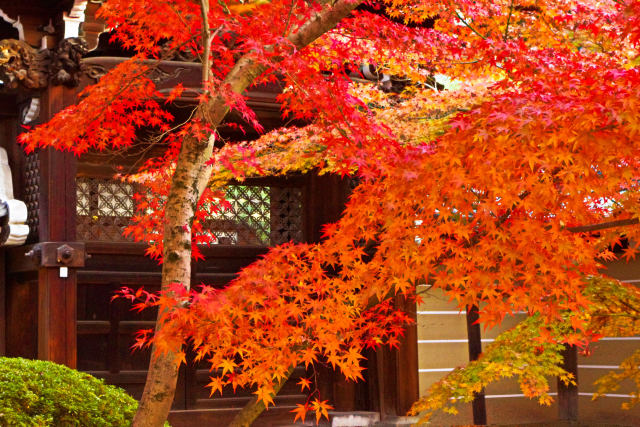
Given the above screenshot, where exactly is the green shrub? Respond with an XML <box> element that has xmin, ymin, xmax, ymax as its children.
<box><xmin>0</xmin><ymin>357</ymin><xmax>137</xmax><ymax>426</ymax></box>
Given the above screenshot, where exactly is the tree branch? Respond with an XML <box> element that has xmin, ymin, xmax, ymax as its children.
<box><xmin>200</xmin><ymin>0</ymin><xmax>212</xmax><ymax>86</ymax></box>
<box><xmin>568</xmin><ymin>218</ymin><xmax>639</xmax><ymax>233</ymax></box>
<box><xmin>454</xmin><ymin>10</ymin><xmax>487</xmax><ymax>40</ymax></box>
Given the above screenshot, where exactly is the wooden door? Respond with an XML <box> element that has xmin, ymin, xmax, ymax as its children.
<box><xmin>74</xmin><ymin>172</ymin><xmax>313</xmax><ymax>422</ymax></box>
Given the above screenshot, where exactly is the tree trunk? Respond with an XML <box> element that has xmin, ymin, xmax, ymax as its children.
<box><xmin>228</xmin><ymin>368</ymin><xmax>294</xmax><ymax>427</ymax></box>
<box><xmin>133</xmin><ymin>1</ymin><xmax>362</xmax><ymax>425</ymax></box>
<box><xmin>132</xmin><ymin>126</ymin><xmax>222</xmax><ymax>427</ymax></box>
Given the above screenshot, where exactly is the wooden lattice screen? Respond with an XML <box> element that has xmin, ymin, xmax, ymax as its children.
<box><xmin>76</xmin><ymin>176</ymin><xmax>304</xmax><ymax>245</ymax></box>
<box><xmin>24</xmin><ymin>151</ymin><xmax>40</xmax><ymax>242</ymax></box>
<box><xmin>76</xmin><ymin>177</ymin><xmax>136</xmax><ymax>242</ymax></box>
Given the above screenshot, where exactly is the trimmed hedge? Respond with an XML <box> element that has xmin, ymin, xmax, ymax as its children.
<box><xmin>0</xmin><ymin>357</ymin><xmax>137</xmax><ymax>426</ymax></box>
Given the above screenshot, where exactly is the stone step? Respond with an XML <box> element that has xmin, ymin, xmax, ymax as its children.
<box><xmin>374</xmin><ymin>416</ymin><xmax>420</xmax><ymax>426</ymax></box>
<box><xmin>329</xmin><ymin>411</ymin><xmax>381</xmax><ymax>427</ymax></box>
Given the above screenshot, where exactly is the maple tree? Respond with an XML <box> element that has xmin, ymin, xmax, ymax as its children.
<box><xmin>19</xmin><ymin>0</ymin><xmax>640</xmax><ymax>425</ymax></box>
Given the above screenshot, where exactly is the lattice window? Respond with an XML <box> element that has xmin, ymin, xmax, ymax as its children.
<box><xmin>76</xmin><ymin>177</ymin><xmax>136</xmax><ymax>242</ymax></box>
<box><xmin>24</xmin><ymin>151</ymin><xmax>40</xmax><ymax>242</ymax></box>
<box><xmin>76</xmin><ymin>177</ymin><xmax>304</xmax><ymax>245</ymax></box>
<box><xmin>269</xmin><ymin>187</ymin><xmax>304</xmax><ymax>245</ymax></box>
<box><xmin>203</xmin><ymin>186</ymin><xmax>304</xmax><ymax>245</ymax></box>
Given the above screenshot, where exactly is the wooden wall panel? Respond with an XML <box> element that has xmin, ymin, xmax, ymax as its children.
<box><xmin>483</xmin><ymin>398</ymin><xmax>557</xmax><ymax>424</ymax></box>
<box><xmin>167</xmin><ymin>407</ymin><xmax>307</xmax><ymax>427</ymax></box>
<box><xmin>579</xmin><ymin>340</ymin><xmax>640</xmax><ymax>365</ymax></box>
<box><xmin>417</xmin><ymin>315</ymin><xmax>467</xmax><ymax>340</ymax></box>
<box><xmin>5</xmin><ymin>274</ymin><xmax>38</xmax><ymax>359</ymax></box>
<box><xmin>186</xmin><ymin>365</ymin><xmax>306</xmax><ymax>411</ymax></box>
<box><xmin>578</xmin><ymin>396</ymin><xmax>640</xmax><ymax>424</ymax></box>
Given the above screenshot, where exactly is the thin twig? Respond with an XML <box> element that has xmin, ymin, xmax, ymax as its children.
<box><xmin>284</xmin><ymin>0</ymin><xmax>296</xmax><ymax>36</ymax></box>
<box><xmin>200</xmin><ymin>0</ymin><xmax>212</xmax><ymax>89</ymax></box>
<box><xmin>503</xmin><ymin>0</ymin><xmax>514</xmax><ymax>41</ymax></box>
<box><xmin>455</xmin><ymin>10</ymin><xmax>487</xmax><ymax>40</ymax></box>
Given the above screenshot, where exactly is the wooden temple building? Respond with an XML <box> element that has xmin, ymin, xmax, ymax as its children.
<box><xmin>0</xmin><ymin>1</ymin><xmax>638</xmax><ymax>426</ymax></box>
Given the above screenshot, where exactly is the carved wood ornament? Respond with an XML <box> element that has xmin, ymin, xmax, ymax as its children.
<box><xmin>0</xmin><ymin>37</ymin><xmax>88</xmax><ymax>90</ymax></box>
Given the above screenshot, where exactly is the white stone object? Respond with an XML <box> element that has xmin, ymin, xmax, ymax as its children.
<box><xmin>331</xmin><ymin>412</ymin><xmax>380</xmax><ymax>427</ymax></box>
<box><xmin>63</xmin><ymin>0</ymin><xmax>88</xmax><ymax>38</ymax></box>
<box><xmin>0</xmin><ymin>147</ymin><xmax>28</xmax><ymax>246</ymax></box>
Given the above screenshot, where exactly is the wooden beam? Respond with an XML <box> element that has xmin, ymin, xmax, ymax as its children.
<box><xmin>558</xmin><ymin>345</ymin><xmax>578</xmax><ymax>421</ymax></box>
<box><xmin>466</xmin><ymin>305</ymin><xmax>487</xmax><ymax>425</ymax></box>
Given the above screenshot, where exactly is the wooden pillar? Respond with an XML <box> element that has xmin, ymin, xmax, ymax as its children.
<box><xmin>366</xmin><ymin>297</ymin><xmax>419</xmax><ymax>419</ymax></box>
<box><xmin>108</xmin><ymin>283</ymin><xmax>123</xmax><ymax>374</ymax></box>
<box><xmin>304</xmin><ymin>174</ymin><xmax>356</xmax><ymax>408</ymax></box>
<box><xmin>1</xmin><ymin>109</ymin><xmax>21</xmax><ymax>357</ymax></box>
<box><xmin>466</xmin><ymin>306</ymin><xmax>487</xmax><ymax>425</ymax></box>
<box><xmin>376</xmin><ymin>346</ymin><xmax>398</xmax><ymax>419</ymax></box>
<box><xmin>557</xmin><ymin>345</ymin><xmax>578</xmax><ymax>421</ymax></box>
<box><xmin>37</xmin><ymin>267</ymin><xmax>76</xmax><ymax>366</ymax></box>
<box><xmin>36</xmin><ymin>85</ymin><xmax>78</xmax><ymax>368</ymax></box>
<box><xmin>394</xmin><ymin>295</ymin><xmax>419</xmax><ymax>415</ymax></box>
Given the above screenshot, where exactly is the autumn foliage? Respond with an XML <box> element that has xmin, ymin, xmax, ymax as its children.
<box><xmin>19</xmin><ymin>0</ymin><xmax>640</xmax><ymax>423</ymax></box>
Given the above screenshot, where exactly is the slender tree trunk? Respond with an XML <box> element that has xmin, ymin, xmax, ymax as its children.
<box><xmin>132</xmin><ymin>126</ymin><xmax>222</xmax><ymax>427</ymax></box>
<box><xmin>133</xmin><ymin>2</ymin><xmax>362</xmax><ymax>425</ymax></box>
<box><xmin>228</xmin><ymin>368</ymin><xmax>294</xmax><ymax>427</ymax></box>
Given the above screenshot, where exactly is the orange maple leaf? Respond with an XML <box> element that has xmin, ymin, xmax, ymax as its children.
<box><xmin>207</xmin><ymin>376</ymin><xmax>225</xmax><ymax>396</ymax></box>
<box><xmin>311</xmin><ymin>398</ymin><xmax>333</xmax><ymax>423</ymax></box>
<box><xmin>290</xmin><ymin>403</ymin><xmax>309</xmax><ymax>423</ymax></box>
<box><xmin>297</xmin><ymin>377</ymin><xmax>312</xmax><ymax>391</ymax></box>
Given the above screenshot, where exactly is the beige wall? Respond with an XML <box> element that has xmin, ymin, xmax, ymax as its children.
<box><xmin>417</xmin><ymin>262</ymin><xmax>640</xmax><ymax>426</ymax></box>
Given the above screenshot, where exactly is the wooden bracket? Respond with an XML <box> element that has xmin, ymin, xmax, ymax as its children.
<box><xmin>25</xmin><ymin>242</ymin><xmax>87</xmax><ymax>268</ymax></box>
